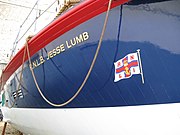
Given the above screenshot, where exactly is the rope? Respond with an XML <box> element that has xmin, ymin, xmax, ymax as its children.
<box><xmin>26</xmin><ymin>0</ymin><xmax>113</xmax><ymax>107</ymax></box>
<box><xmin>98</xmin><ymin>5</ymin><xmax>124</xmax><ymax>91</ymax></box>
<box><xmin>0</xmin><ymin>45</ymin><xmax>26</xmax><ymax>108</ymax></box>
<box><xmin>21</xmin><ymin>0</ymin><xmax>40</xmax><ymax>28</ymax></box>
<box><xmin>7</xmin><ymin>41</ymin><xmax>27</xmax><ymax>109</ymax></box>
<box><xmin>55</xmin><ymin>0</ymin><xmax>80</xmax><ymax>18</ymax></box>
<box><xmin>0</xmin><ymin>36</ymin><xmax>28</xmax><ymax>108</ymax></box>
<box><xmin>10</xmin><ymin>0</ymin><xmax>40</xmax><ymax>59</ymax></box>
<box><xmin>0</xmin><ymin>44</ymin><xmax>26</xmax><ymax>108</ymax></box>
<box><xmin>16</xmin><ymin>0</ymin><xmax>57</xmax><ymax>45</ymax></box>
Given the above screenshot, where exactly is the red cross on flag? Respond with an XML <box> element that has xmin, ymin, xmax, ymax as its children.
<box><xmin>114</xmin><ymin>50</ymin><xmax>144</xmax><ymax>83</ymax></box>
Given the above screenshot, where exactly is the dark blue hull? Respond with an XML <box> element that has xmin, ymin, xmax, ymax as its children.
<box><xmin>7</xmin><ymin>0</ymin><xmax>180</xmax><ymax>108</ymax></box>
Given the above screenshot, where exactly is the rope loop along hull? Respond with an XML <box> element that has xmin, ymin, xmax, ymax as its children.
<box><xmin>1</xmin><ymin>0</ymin><xmax>180</xmax><ymax>134</ymax></box>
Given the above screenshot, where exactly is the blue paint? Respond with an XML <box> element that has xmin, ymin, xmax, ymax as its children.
<box><xmin>8</xmin><ymin>0</ymin><xmax>180</xmax><ymax>108</ymax></box>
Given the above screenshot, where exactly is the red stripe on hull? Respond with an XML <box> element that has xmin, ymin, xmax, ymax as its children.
<box><xmin>0</xmin><ymin>0</ymin><xmax>129</xmax><ymax>87</ymax></box>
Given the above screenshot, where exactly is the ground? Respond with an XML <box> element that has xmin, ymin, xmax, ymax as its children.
<box><xmin>0</xmin><ymin>122</ymin><xmax>22</xmax><ymax>135</ymax></box>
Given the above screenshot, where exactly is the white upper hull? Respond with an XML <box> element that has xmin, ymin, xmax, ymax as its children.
<box><xmin>2</xmin><ymin>103</ymin><xmax>180</xmax><ymax>135</ymax></box>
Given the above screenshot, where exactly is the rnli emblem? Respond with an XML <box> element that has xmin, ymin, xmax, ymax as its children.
<box><xmin>114</xmin><ymin>49</ymin><xmax>144</xmax><ymax>83</ymax></box>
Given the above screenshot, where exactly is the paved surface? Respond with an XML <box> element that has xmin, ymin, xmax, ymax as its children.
<box><xmin>0</xmin><ymin>122</ymin><xmax>22</xmax><ymax>135</ymax></box>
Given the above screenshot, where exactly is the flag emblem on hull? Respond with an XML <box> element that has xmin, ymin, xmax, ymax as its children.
<box><xmin>114</xmin><ymin>50</ymin><xmax>144</xmax><ymax>83</ymax></box>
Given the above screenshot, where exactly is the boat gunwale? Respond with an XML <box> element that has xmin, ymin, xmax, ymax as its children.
<box><xmin>0</xmin><ymin>0</ymin><xmax>129</xmax><ymax>88</ymax></box>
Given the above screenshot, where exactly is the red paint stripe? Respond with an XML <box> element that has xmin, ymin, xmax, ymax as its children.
<box><xmin>116</xmin><ymin>67</ymin><xmax>124</xmax><ymax>73</ymax></box>
<box><xmin>0</xmin><ymin>0</ymin><xmax>129</xmax><ymax>86</ymax></box>
<box><xmin>128</xmin><ymin>61</ymin><xmax>138</xmax><ymax>68</ymax></box>
<box><xmin>116</xmin><ymin>61</ymin><xmax>138</xmax><ymax>73</ymax></box>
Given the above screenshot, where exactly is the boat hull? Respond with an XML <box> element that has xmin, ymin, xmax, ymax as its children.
<box><xmin>1</xmin><ymin>0</ymin><xmax>180</xmax><ymax>134</ymax></box>
<box><xmin>2</xmin><ymin>103</ymin><xmax>180</xmax><ymax>135</ymax></box>
<box><xmin>4</xmin><ymin>0</ymin><xmax>180</xmax><ymax>108</ymax></box>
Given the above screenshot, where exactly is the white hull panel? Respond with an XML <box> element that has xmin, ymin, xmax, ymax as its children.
<box><xmin>2</xmin><ymin>103</ymin><xmax>180</xmax><ymax>135</ymax></box>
